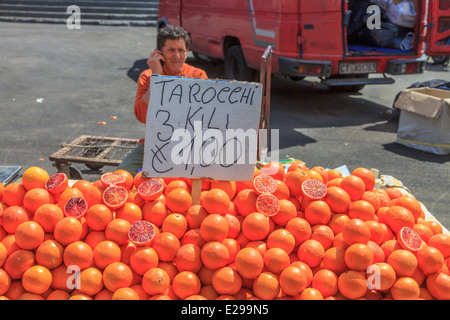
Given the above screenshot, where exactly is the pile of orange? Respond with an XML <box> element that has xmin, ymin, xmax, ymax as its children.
<box><xmin>0</xmin><ymin>162</ymin><xmax>449</xmax><ymax>300</ymax></box>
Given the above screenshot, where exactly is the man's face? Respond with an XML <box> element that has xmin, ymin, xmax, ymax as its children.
<box><xmin>161</xmin><ymin>38</ymin><xmax>188</xmax><ymax>75</ymax></box>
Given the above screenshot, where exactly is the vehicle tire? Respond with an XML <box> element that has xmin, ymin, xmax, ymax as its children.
<box><xmin>431</xmin><ymin>56</ymin><xmax>449</xmax><ymax>66</ymax></box>
<box><xmin>224</xmin><ymin>45</ymin><xmax>255</xmax><ymax>82</ymax></box>
<box><xmin>157</xmin><ymin>18</ymin><xmax>168</xmax><ymax>33</ymax></box>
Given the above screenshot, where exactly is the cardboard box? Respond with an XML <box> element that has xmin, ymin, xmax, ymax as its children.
<box><xmin>395</xmin><ymin>87</ymin><xmax>450</xmax><ymax>155</ymax></box>
<box><xmin>386</xmin><ymin>0</ymin><xmax>418</xmax><ymax>28</ymax></box>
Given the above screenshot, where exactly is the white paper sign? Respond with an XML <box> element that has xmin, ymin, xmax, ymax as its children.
<box><xmin>143</xmin><ymin>75</ymin><xmax>262</xmax><ymax>181</ymax></box>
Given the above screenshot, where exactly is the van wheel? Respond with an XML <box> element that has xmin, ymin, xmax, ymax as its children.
<box><xmin>192</xmin><ymin>51</ymin><xmax>202</xmax><ymax>60</ymax></box>
<box><xmin>431</xmin><ymin>56</ymin><xmax>449</xmax><ymax>66</ymax></box>
<box><xmin>224</xmin><ymin>45</ymin><xmax>255</xmax><ymax>81</ymax></box>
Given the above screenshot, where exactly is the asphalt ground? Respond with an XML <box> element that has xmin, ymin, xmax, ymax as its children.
<box><xmin>0</xmin><ymin>22</ymin><xmax>449</xmax><ymax>229</ymax></box>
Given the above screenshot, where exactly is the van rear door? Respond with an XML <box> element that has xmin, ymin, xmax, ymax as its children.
<box><xmin>425</xmin><ymin>0</ymin><xmax>450</xmax><ymax>57</ymax></box>
<box><xmin>298</xmin><ymin>0</ymin><xmax>344</xmax><ymax>61</ymax></box>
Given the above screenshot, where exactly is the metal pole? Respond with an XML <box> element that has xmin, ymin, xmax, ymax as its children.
<box><xmin>259</xmin><ymin>46</ymin><xmax>273</xmax><ymax>155</ymax></box>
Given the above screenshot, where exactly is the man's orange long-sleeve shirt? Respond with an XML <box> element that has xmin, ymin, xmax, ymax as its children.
<box><xmin>134</xmin><ymin>64</ymin><xmax>208</xmax><ymax>127</ymax></box>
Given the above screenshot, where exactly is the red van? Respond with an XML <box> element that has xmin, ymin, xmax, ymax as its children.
<box><xmin>157</xmin><ymin>0</ymin><xmax>449</xmax><ymax>91</ymax></box>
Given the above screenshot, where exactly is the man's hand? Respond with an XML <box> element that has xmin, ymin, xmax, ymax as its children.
<box><xmin>147</xmin><ymin>49</ymin><xmax>165</xmax><ymax>75</ymax></box>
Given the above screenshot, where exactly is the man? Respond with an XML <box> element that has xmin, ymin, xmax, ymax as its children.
<box><xmin>118</xmin><ymin>25</ymin><xmax>208</xmax><ymax>176</ymax></box>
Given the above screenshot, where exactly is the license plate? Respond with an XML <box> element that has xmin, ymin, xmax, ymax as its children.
<box><xmin>339</xmin><ymin>62</ymin><xmax>377</xmax><ymax>74</ymax></box>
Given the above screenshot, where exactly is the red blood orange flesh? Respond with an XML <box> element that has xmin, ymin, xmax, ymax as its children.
<box><xmin>45</xmin><ymin>173</ymin><xmax>69</xmax><ymax>194</ymax></box>
<box><xmin>102</xmin><ymin>185</ymin><xmax>128</xmax><ymax>210</ymax></box>
<box><xmin>397</xmin><ymin>226</ymin><xmax>423</xmax><ymax>252</ymax></box>
<box><xmin>253</xmin><ymin>174</ymin><xmax>277</xmax><ymax>195</ymax></box>
<box><xmin>64</xmin><ymin>197</ymin><xmax>88</xmax><ymax>219</ymax></box>
<box><xmin>255</xmin><ymin>193</ymin><xmax>280</xmax><ymax>217</ymax></box>
<box><xmin>100</xmin><ymin>172</ymin><xmax>127</xmax><ymax>188</ymax></box>
<box><xmin>137</xmin><ymin>179</ymin><xmax>164</xmax><ymax>201</ymax></box>
<box><xmin>301</xmin><ymin>179</ymin><xmax>327</xmax><ymax>201</ymax></box>
<box><xmin>128</xmin><ymin>220</ymin><xmax>156</xmax><ymax>246</ymax></box>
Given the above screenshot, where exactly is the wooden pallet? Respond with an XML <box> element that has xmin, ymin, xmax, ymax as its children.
<box><xmin>49</xmin><ymin>135</ymin><xmax>139</xmax><ymax>178</ymax></box>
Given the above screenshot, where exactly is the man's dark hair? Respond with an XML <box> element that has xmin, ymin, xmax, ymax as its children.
<box><xmin>157</xmin><ymin>25</ymin><xmax>191</xmax><ymax>50</ymax></box>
